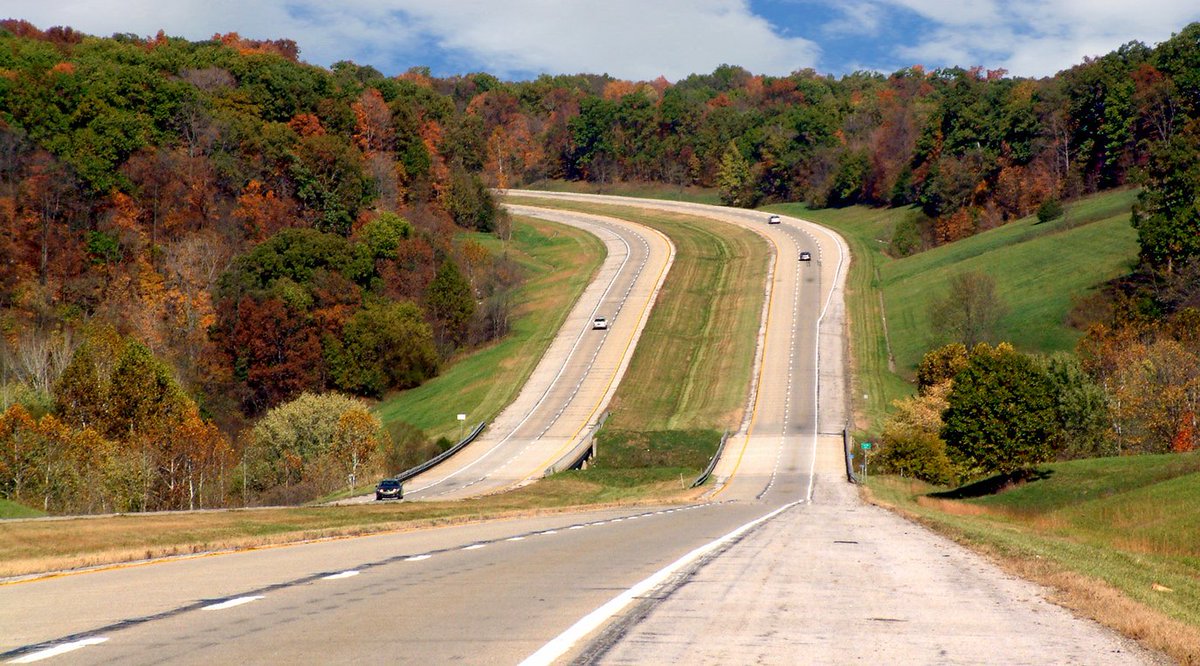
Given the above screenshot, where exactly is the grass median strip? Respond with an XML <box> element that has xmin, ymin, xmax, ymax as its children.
<box><xmin>504</xmin><ymin>198</ymin><xmax>767</xmax><ymax>432</ymax></box>
<box><xmin>504</xmin><ymin>197</ymin><xmax>770</xmax><ymax>487</ymax></box>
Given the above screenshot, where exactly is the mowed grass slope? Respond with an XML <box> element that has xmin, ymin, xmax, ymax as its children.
<box><xmin>870</xmin><ymin>453</ymin><xmax>1200</xmax><ymax>663</ymax></box>
<box><xmin>374</xmin><ymin>216</ymin><xmax>604</xmax><ymax>441</ymax></box>
<box><xmin>882</xmin><ymin>188</ymin><xmax>1139</xmax><ymax>374</ymax></box>
<box><xmin>524</xmin><ymin>178</ymin><xmax>722</xmax><ymax>206</ymax></box>
<box><xmin>771</xmin><ymin>188</ymin><xmax>1140</xmax><ymax>429</ymax></box>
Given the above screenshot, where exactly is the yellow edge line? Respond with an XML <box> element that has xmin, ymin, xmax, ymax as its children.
<box><xmin>523</xmin><ymin>213</ymin><xmax>675</xmax><ymax>479</ymax></box>
<box><xmin>711</xmin><ymin>223</ymin><xmax>780</xmax><ymax>499</ymax></box>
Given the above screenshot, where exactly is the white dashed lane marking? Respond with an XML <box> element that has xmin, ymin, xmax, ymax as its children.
<box><xmin>321</xmin><ymin>570</ymin><xmax>359</xmax><ymax>580</ymax></box>
<box><xmin>7</xmin><ymin>638</ymin><xmax>108</xmax><ymax>664</ymax></box>
<box><xmin>201</xmin><ymin>596</ymin><xmax>263</xmax><ymax>611</ymax></box>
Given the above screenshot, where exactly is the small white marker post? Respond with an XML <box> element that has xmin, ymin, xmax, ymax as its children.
<box><xmin>457</xmin><ymin>413</ymin><xmax>467</xmax><ymax>442</ymax></box>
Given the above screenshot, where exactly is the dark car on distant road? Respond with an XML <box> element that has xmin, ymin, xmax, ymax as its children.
<box><xmin>375</xmin><ymin>478</ymin><xmax>403</xmax><ymax>501</ymax></box>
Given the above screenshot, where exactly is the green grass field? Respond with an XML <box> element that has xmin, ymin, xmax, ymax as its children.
<box><xmin>770</xmin><ymin>188</ymin><xmax>1141</xmax><ymax>430</ymax></box>
<box><xmin>0</xmin><ymin>499</ymin><xmax>45</xmax><ymax>519</ymax></box>
<box><xmin>868</xmin><ymin>453</ymin><xmax>1200</xmax><ymax>662</ymax></box>
<box><xmin>373</xmin><ymin>216</ymin><xmax>604</xmax><ymax>441</ymax></box>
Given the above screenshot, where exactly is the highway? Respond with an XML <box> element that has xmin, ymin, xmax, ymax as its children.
<box><xmin>1</xmin><ymin>195</ymin><xmax>830</xmax><ymax>664</ymax></box>
<box><xmin>0</xmin><ymin>196</ymin><xmax>1159</xmax><ymax>664</ymax></box>
<box><xmin>399</xmin><ymin>205</ymin><xmax>674</xmax><ymax>500</ymax></box>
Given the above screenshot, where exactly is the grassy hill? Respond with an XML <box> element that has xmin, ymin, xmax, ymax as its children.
<box><xmin>375</xmin><ymin>216</ymin><xmax>605</xmax><ymax>441</ymax></box>
<box><xmin>870</xmin><ymin>452</ymin><xmax>1200</xmax><ymax>663</ymax></box>
<box><xmin>770</xmin><ymin>188</ymin><xmax>1141</xmax><ymax>428</ymax></box>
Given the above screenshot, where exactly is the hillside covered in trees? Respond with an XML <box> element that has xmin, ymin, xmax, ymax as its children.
<box><xmin>3</xmin><ymin>18</ymin><xmax>1200</xmax><ymax>512</ymax></box>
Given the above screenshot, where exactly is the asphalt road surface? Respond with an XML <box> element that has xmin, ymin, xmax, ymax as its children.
<box><xmin>0</xmin><ymin>196</ymin><xmax>1163</xmax><ymax>664</ymax></box>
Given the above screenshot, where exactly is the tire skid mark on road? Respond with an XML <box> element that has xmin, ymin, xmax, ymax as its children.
<box><xmin>0</xmin><ymin>503</ymin><xmax>712</xmax><ymax>663</ymax></box>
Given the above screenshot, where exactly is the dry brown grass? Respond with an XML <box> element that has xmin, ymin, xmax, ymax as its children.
<box><xmin>864</xmin><ymin>485</ymin><xmax>1199</xmax><ymax>664</ymax></box>
<box><xmin>0</xmin><ymin>480</ymin><xmax>702</xmax><ymax>580</ymax></box>
<box><xmin>1015</xmin><ymin>561</ymin><xmax>1200</xmax><ymax>665</ymax></box>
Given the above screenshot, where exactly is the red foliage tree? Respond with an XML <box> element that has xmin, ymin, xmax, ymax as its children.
<box><xmin>230</xmin><ymin>297</ymin><xmax>323</xmax><ymax>412</ymax></box>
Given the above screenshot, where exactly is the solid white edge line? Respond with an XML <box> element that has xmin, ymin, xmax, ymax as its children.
<box><xmin>7</xmin><ymin>638</ymin><xmax>108</xmax><ymax>664</ymax></box>
<box><xmin>201</xmin><ymin>595</ymin><xmax>263</xmax><ymax>611</ymax></box>
<box><xmin>807</xmin><ymin>219</ymin><xmax>847</xmax><ymax>502</ymax></box>
<box><xmin>519</xmin><ymin>501</ymin><xmax>800</xmax><ymax>666</ymax></box>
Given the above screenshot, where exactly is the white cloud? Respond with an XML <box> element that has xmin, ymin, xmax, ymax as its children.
<box><xmin>865</xmin><ymin>0</ymin><xmax>1200</xmax><ymax>76</ymax></box>
<box><xmin>821</xmin><ymin>1</ymin><xmax>884</xmax><ymax>38</ymax></box>
<box><xmin>2</xmin><ymin>0</ymin><xmax>820</xmax><ymax>80</ymax></box>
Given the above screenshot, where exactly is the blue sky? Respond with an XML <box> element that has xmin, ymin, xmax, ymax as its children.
<box><xmin>7</xmin><ymin>1</ymin><xmax>1200</xmax><ymax>81</ymax></box>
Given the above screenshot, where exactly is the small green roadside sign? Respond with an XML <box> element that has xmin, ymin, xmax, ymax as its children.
<box><xmin>861</xmin><ymin>442</ymin><xmax>872</xmax><ymax>450</ymax></box>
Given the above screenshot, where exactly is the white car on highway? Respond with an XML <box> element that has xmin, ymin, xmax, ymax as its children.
<box><xmin>592</xmin><ymin>316</ymin><xmax>609</xmax><ymax>330</ymax></box>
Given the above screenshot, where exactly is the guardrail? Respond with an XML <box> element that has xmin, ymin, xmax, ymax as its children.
<box><xmin>843</xmin><ymin>427</ymin><xmax>858</xmax><ymax>484</ymax></box>
<box><xmin>395</xmin><ymin>421</ymin><xmax>487</xmax><ymax>483</ymax></box>
<box><xmin>543</xmin><ymin>412</ymin><xmax>609</xmax><ymax>476</ymax></box>
<box><xmin>691</xmin><ymin>429</ymin><xmax>730</xmax><ymax>488</ymax></box>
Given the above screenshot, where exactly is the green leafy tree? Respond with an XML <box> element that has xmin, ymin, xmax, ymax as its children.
<box><xmin>1036</xmin><ymin>198</ymin><xmax>1064</xmax><ymax>224</ymax></box>
<box><xmin>929</xmin><ymin>272</ymin><xmax>1007</xmax><ymax>348</ymax></box>
<box><xmin>425</xmin><ymin>260</ymin><xmax>475</xmax><ymax>350</ymax></box>
<box><xmin>717</xmin><ymin>141</ymin><xmax>753</xmax><ymax>207</ymax></box>
<box><xmin>1131</xmin><ymin>121</ymin><xmax>1200</xmax><ymax>274</ymax></box>
<box><xmin>443</xmin><ymin>163</ymin><xmax>498</xmax><ymax>232</ymax></box>
<box><xmin>1040</xmin><ymin>353</ymin><xmax>1113</xmax><ymax>459</ymax></box>
<box><xmin>325</xmin><ymin>301</ymin><xmax>439</xmax><ymax>396</ymax></box>
<box><xmin>290</xmin><ymin>133</ymin><xmax>373</xmax><ymax>236</ymax></box>
<box><xmin>104</xmin><ymin>340</ymin><xmax>188</xmax><ymax>441</ymax></box>
<box><xmin>247</xmin><ymin>391</ymin><xmax>379</xmax><ymax>499</ymax></box>
<box><xmin>942</xmin><ymin>343</ymin><xmax>1060</xmax><ymax>477</ymax></box>
<box><xmin>52</xmin><ymin>343</ymin><xmax>106</xmax><ymax>430</ymax></box>
<box><xmin>217</xmin><ymin>228</ymin><xmax>355</xmax><ymax>299</ymax></box>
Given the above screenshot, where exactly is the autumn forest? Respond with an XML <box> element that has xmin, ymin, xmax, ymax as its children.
<box><xmin>2</xmin><ymin>19</ymin><xmax>1200</xmax><ymax>513</ymax></box>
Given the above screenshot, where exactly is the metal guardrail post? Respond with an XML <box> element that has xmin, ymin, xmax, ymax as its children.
<box><xmin>394</xmin><ymin>421</ymin><xmax>487</xmax><ymax>483</ymax></box>
<box><xmin>543</xmin><ymin>411</ymin><xmax>610</xmax><ymax>477</ymax></box>
<box><xmin>843</xmin><ymin>426</ymin><xmax>858</xmax><ymax>484</ymax></box>
<box><xmin>691</xmin><ymin>429</ymin><xmax>730</xmax><ymax>488</ymax></box>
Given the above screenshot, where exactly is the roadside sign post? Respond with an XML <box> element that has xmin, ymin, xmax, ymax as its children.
<box><xmin>457</xmin><ymin>413</ymin><xmax>467</xmax><ymax>442</ymax></box>
<box><xmin>861</xmin><ymin>442</ymin><xmax>872</xmax><ymax>480</ymax></box>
